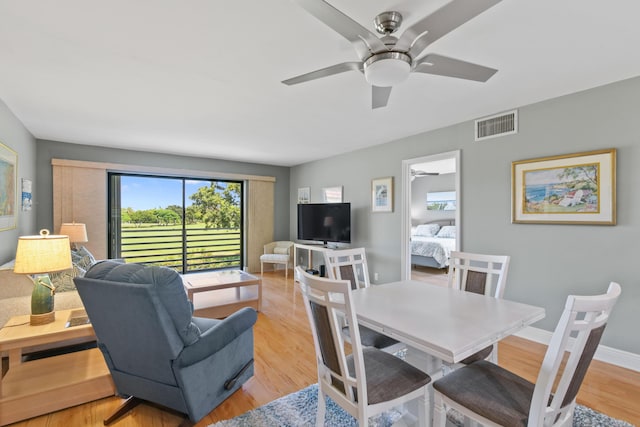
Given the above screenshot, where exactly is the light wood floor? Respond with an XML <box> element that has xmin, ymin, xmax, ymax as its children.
<box><xmin>9</xmin><ymin>269</ymin><xmax>639</xmax><ymax>427</ymax></box>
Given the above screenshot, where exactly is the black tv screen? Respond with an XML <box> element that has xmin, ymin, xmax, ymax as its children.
<box><xmin>297</xmin><ymin>203</ymin><xmax>351</xmax><ymax>244</ymax></box>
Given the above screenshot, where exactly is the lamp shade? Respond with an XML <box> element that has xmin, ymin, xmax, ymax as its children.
<box><xmin>59</xmin><ymin>222</ymin><xmax>88</xmax><ymax>243</ymax></box>
<box><xmin>14</xmin><ymin>229</ymin><xmax>72</xmax><ymax>274</ymax></box>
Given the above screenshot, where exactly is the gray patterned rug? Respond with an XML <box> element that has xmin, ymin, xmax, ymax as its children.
<box><xmin>209</xmin><ymin>384</ymin><xmax>635</xmax><ymax>427</ymax></box>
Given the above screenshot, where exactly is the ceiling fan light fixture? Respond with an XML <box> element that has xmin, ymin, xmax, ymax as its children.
<box><xmin>364</xmin><ymin>52</ymin><xmax>411</xmax><ymax>87</ymax></box>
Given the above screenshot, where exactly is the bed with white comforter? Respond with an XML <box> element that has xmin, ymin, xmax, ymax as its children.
<box><xmin>410</xmin><ymin>223</ymin><xmax>456</xmax><ymax>269</ymax></box>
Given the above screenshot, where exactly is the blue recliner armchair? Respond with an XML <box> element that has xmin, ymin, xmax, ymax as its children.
<box><xmin>74</xmin><ymin>261</ymin><xmax>257</xmax><ymax>425</ymax></box>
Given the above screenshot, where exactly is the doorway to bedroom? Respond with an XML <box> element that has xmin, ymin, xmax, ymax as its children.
<box><xmin>401</xmin><ymin>150</ymin><xmax>460</xmax><ymax>282</ymax></box>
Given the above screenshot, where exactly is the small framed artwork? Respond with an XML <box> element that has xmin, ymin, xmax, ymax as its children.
<box><xmin>372</xmin><ymin>177</ymin><xmax>393</xmax><ymax>213</ymax></box>
<box><xmin>297</xmin><ymin>187</ymin><xmax>310</xmax><ymax>204</ymax></box>
<box><xmin>511</xmin><ymin>148</ymin><xmax>616</xmax><ymax>225</ymax></box>
<box><xmin>21</xmin><ymin>178</ymin><xmax>32</xmax><ymax>211</ymax></box>
<box><xmin>322</xmin><ymin>186</ymin><xmax>343</xmax><ymax>203</ymax></box>
<box><xmin>0</xmin><ymin>141</ymin><xmax>18</xmax><ymax>231</ymax></box>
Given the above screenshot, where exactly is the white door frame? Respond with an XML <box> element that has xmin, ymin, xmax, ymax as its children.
<box><xmin>401</xmin><ymin>150</ymin><xmax>461</xmax><ymax>280</ymax></box>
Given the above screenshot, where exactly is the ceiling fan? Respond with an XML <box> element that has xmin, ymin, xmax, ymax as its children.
<box><xmin>411</xmin><ymin>169</ymin><xmax>439</xmax><ymax>180</ymax></box>
<box><xmin>282</xmin><ymin>0</ymin><xmax>502</xmax><ymax>108</ymax></box>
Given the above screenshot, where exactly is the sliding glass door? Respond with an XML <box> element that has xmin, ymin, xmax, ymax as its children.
<box><xmin>108</xmin><ymin>173</ymin><xmax>243</xmax><ymax>273</ymax></box>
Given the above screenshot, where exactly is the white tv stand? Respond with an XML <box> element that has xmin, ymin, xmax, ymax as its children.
<box><xmin>293</xmin><ymin>243</ymin><xmax>342</xmax><ymax>278</ymax></box>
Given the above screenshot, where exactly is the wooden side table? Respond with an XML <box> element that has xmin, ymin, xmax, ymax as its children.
<box><xmin>0</xmin><ymin>309</ymin><xmax>115</xmax><ymax>426</ymax></box>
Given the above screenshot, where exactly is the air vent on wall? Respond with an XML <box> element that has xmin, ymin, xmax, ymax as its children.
<box><xmin>475</xmin><ymin>109</ymin><xmax>518</xmax><ymax>141</ymax></box>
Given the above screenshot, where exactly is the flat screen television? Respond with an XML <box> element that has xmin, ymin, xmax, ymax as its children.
<box><xmin>297</xmin><ymin>202</ymin><xmax>351</xmax><ymax>244</ymax></box>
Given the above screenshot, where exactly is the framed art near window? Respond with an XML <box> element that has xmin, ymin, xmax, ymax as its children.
<box><xmin>511</xmin><ymin>149</ymin><xmax>616</xmax><ymax>225</ymax></box>
<box><xmin>0</xmin><ymin>141</ymin><xmax>17</xmax><ymax>231</ymax></box>
<box><xmin>371</xmin><ymin>177</ymin><xmax>393</xmax><ymax>213</ymax></box>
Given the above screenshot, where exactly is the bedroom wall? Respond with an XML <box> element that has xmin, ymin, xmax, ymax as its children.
<box><xmin>290</xmin><ymin>75</ymin><xmax>640</xmax><ymax>356</ymax></box>
<box><xmin>411</xmin><ymin>173</ymin><xmax>456</xmax><ymax>225</ymax></box>
<box><xmin>35</xmin><ymin>139</ymin><xmax>291</xmax><ymax>247</ymax></box>
<box><xmin>0</xmin><ymin>98</ymin><xmax>37</xmax><ymax>264</ymax></box>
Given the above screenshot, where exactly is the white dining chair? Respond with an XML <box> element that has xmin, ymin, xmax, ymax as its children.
<box><xmin>296</xmin><ymin>266</ymin><xmax>432</xmax><ymax>427</ymax></box>
<box><xmin>324</xmin><ymin>248</ymin><xmax>401</xmax><ymax>352</ymax></box>
<box><xmin>446</xmin><ymin>251</ymin><xmax>510</xmax><ymax>365</ymax></box>
<box><xmin>432</xmin><ymin>282</ymin><xmax>621</xmax><ymax>427</ymax></box>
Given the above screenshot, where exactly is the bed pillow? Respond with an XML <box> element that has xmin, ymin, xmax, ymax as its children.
<box><xmin>414</xmin><ymin>223</ymin><xmax>441</xmax><ymax>237</ymax></box>
<box><xmin>436</xmin><ymin>225</ymin><xmax>456</xmax><ymax>239</ymax></box>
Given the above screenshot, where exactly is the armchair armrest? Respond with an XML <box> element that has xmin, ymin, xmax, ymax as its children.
<box><xmin>177</xmin><ymin>307</ymin><xmax>258</xmax><ymax>366</ymax></box>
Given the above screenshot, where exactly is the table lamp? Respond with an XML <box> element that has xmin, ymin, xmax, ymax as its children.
<box><xmin>13</xmin><ymin>229</ymin><xmax>72</xmax><ymax>325</ymax></box>
<box><xmin>59</xmin><ymin>222</ymin><xmax>88</xmax><ymax>251</ymax></box>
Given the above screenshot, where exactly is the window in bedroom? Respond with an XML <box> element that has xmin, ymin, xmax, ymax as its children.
<box><xmin>108</xmin><ymin>173</ymin><xmax>243</xmax><ymax>273</ymax></box>
<box><xmin>426</xmin><ymin>191</ymin><xmax>457</xmax><ymax>211</ymax></box>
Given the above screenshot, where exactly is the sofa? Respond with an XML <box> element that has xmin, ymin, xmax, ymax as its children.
<box><xmin>0</xmin><ymin>261</ymin><xmax>84</xmax><ymax>328</ymax></box>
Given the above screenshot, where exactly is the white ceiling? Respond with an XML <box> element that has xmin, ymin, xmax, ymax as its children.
<box><xmin>1</xmin><ymin>0</ymin><xmax>639</xmax><ymax>167</ymax></box>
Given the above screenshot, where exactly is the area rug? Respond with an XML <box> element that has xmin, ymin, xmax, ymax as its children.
<box><xmin>209</xmin><ymin>384</ymin><xmax>635</xmax><ymax>427</ymax></box>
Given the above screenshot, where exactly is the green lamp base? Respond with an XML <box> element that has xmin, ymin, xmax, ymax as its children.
<box><xmin>31</xmin><ymin>274</ymin><xmax>56</xmax><ymax>325</ymax></box>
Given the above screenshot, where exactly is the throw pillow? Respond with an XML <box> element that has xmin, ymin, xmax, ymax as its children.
<box><xmin>436</xmin><ymin>225</ymin><xmax>456</xmax><ymax>239</ymax></box>
<box><xmin>49</xmin><ymin>264</ymin><xmax>87</xmax><ymax>293</ymax></box>
<box><xmin>72</xmin><ymin>246</ymin><xmax>97</xmax><ymax>271</ymax></box>
<box><xmin>48</xmin><ymin>246</ymin><xmax>97</xmax><ymax>292</ymax></box>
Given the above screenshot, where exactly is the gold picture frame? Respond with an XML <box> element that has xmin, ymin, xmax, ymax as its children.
<box><xmin>0</xmin><ymin>141</ymin><xmax>18</xmax><ymax>231</ymax></box>
<box><xmin>511</xmin><ymin>149</ymin><xmax>616</xmax><ymax>225</ymax></box>
<box><xmin>371</xmin><ymin>177</ymin><xmax>393</xmax><ymax>213</ymax></box>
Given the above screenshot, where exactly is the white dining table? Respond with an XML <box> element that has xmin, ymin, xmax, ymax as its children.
<box><xmin>351</xmin><ymin>280</ymin><xmax>545</xmax><ymax>366</ymax></box>
<box><xmin>350</xmin><ymin>280</ymin><xmax>545</xmax><ymax>426</ymax></box>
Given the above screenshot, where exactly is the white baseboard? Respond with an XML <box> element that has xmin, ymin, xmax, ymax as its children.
<box><xmin>515</xmin><ymin>326</ymin><xmax>640</xmax><ymax>372</ymax></box>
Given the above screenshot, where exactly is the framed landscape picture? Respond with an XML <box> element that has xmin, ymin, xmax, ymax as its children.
<box><xmin>511</xmin><ymin>149</ymin><xmax>616</xmax><ymax>225</ymax></box>
<box><xmin>371</xmin><ymin>177</ymin><xmax>393</xmax><ymax>213</ymax></box>
<box><xmin>0</xmin><ymin>141</ymin><xmax>17</xmax><ymax>231</ymax></box>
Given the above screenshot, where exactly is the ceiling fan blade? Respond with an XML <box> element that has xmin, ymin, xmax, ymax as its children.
<box><xmin>294</xmin><ymin>0</ymin><xmax>388</xmax><ymax>60</ymax></box>
<box><xmin>372</xmin><ymin>86</ymin><xmax>392</xmax><ymax>109</ymax></box>
<box><xmin>413</xmin><ymin>54</ymin><xmax>497</xmax><ymax>82</ymax></box>
<box><xmin>282</xmin><ymin>62</ymin><xmax>363</xmax><ymax>86</ymax></box>
<box><xmin>395</xmin><ymin>0</ymin><xmax>502</xmax><ymax>60</ymax></box>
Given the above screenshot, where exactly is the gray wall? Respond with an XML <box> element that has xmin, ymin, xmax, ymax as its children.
<box><xmin>411</xmin><ymin>173</ymin><xmax>456</xmax><ymax>225</ymax></box>
<box><xmin>35</xmin><ymin>140</ymin><xmax>291</xmax><ymax>243</ymax></box>
<box><xmin>290</xmin><ymin>75</ymin><xmax>640</xmax><ymax>355</ymax></box>
<box><xmin>0</xmin><ymin>99</ymin><xmax>37</xmax><ymax>264</ymax></box>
